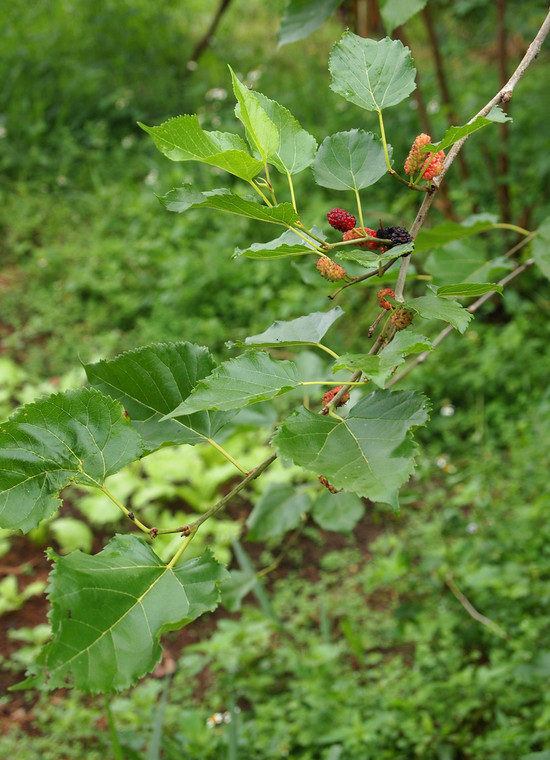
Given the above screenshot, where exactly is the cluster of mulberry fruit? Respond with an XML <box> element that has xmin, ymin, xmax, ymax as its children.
<box><xmin>404</xmin><ymin>133</ymin><xmax>445</xmax><ymax>180</ymax></box>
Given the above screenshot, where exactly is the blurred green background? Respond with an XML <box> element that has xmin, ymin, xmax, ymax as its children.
<box><xmin>1</xmin><ymin>1</ymin><xmax>550</xmax><ymax>758</ymax></box>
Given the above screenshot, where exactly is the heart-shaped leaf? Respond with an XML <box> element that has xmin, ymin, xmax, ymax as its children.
<box><xmin>0</xmin><ymin>389</ymin><xmax>143</xmax><ymax>533</ymax></box>
<box><xmin>18</xmin><ymin>537</ymin><xmax>228</xmax><ymax>693</ymax></box>
<box><xmin>313</xmin><ymin>129</ymin><xmax>391</xmax><ymax>190</ymax></box>
<box><xmin>329</xmin><ymin>33</ymin><xmax>416</xmax><ymax>112</ymax></box>
<box><xmin>272</xmin><ymin>389</ymin><xmax>430</xmax><ymax>509</ymax></box>
<box><xmin>84</xmin><ymin>343</ymin><xmax>234</xmax><ymax>454</ymax></box>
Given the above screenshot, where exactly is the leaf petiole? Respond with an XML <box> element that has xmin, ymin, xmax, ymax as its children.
<box><xmin>206</xmin><ymin>437</ymin><xmax>248</xmax><ymax>475</ymax></box>
<box><xmin>100</xmin><ymin>484</ymin><xmax>151</xmax><ymax>534</ymax></box>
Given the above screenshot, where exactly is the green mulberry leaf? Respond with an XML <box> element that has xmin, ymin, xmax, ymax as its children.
<box><xmin>84</xmin><ymin>343</ymin><xmax>234</xmax><ymax>454</ymax></box>
<box><xmin>313</xmin><ymin>129</ymin><xmax>391</xmax><ymax>190</ymax></box>
<box><xmin>272</xmin><ymin>389</ymin><xmax>429</xmax><ymax>510</ymax></box>
<box><xmin>163</xmin><ymin>351</ymin><xmax>301</xmax><ymax>416</ymax></box>
<box><xmin>329</xmin><ymin>33</ymin><xmax>416</xmax><ymax>112</ymax></box>
<box><xmin>159</xmin><ymin>186</ymin><xmax>299</xmax><ymax>226</ymax></box>
<box><xmin>0</xmin><ymin>389</ymin><xmax>143</xmax><ymax>533</ymax></box>
<box><xmin>139</xmin><ymin>115</ymin><xmax>264</xmax><ymax>181</ymax></box>
<box><xmin>18</xmin><ymin>537</ymin><xmax>228</xmax><ymax>693</ymax></box>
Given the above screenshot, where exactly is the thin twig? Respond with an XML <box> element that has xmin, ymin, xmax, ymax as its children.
<box><xmin>445</xmin><ymin>572</ymin><xmax>508</xmax><ymax>638</ymax></box>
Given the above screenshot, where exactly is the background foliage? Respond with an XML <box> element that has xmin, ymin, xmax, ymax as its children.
<box><xmin>1</xmin><ymin>0</ymin><xmax>550</xmax><ymax>757</ymax></box>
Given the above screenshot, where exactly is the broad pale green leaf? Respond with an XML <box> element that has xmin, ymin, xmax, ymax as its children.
<box><xmin>337</xmin><ymin>241</ymin><xmax>414</xmax><ymax>266</ymax></box>
<box><xmin>230</xmin><ymin>68</ymin><xmax>279</xmax><ymax>162</ymax></box>
<box><xmin>421</xmin><ymin>106</ymin><xmax>512</xmax><ymax>152</ymax></box>
<box><xmin>0</xmin><ymin>389</ymin><xmax>142</xmax><ymax>533</ymax></box>
<box><xmin>246</xmin><ymin>482</ymin><xmax>310</xmax><ymax>540</ymax></box>
<box><xmin>138</xmin><ymin>116</ymin><xmax>264</xmax><ymax>181</ymax></box>
<box><xmin>84</xmin><ymin>343</ymin><xmax>234</xmax><ymax>454</ymax></box>
<box><xmin>414</xmin><ymin>214</ymin><xmax>499</xmax><ymax>252</ymax></box>
<box><xmin>408</xmin><ymin>294</ymin><xmax>473</xmax><ymax>333</ymax></box>
<box><xmin>160</xmin><ymin>186</ymin><xmax>299</xmax><ymax>226</ymax></box>
<box><xmin>311</xmin><ymin>490</ymin><xmax>365</xmax><ymax>532</ymax></box>
<box><xmin>425</xmin><ymin>241</ymin><xmax>513</xmax><ymax>285</ymax></box>
<box><xmin>312</xmin><ymin>129</ymin><xmax>391</xmax><ymax>190</ymax></box>
<box><xmin>329</xmin><ymin>33</ymin><xmax>416</xmax><ymax>112</ymax></box>
<box><xmin>230</xmin><ymin>307</ymin><xmax>344</xmax><ymax>349</ymax></box>
<box><xmin>272</xmin><ymin>389</ymin><xmax>430</xmax><ymax>509</ymax></box>
<box><xmin>254</xmin><ymin>91</ymin><xmax>318</xmax><ymax>176</ymax></box>
<box><xmin>436</xmin><ymin>283</ymin><xmax>503</xmax><ymax>297</ymax></box>
<box><xmin>380</xmin><ymin>0</ymin><xmax>427</xmax><ymax>35</ymax></box>
<box><xmin>163</xmin><ymin>351</ymin><xmax>301</xmax><ymax>417</ymax></box>
<box><xmin>19</xmin><ymin>537</ymin><xmax>227</xmax><ymax>693</ymax></box>
<box><xmin>532</xmin><ymin>215</ymin><xmax>550</xmax><ymax>280</ymax></box>
<box><xmin>233</xmin><ymin>227</ymin><xmax>322</xmax><ymax>259</ymax></box>
<box><xmin>278</xmin><ymin>0</ymin><xmax>343</xmax><ymax>46</ymax></box>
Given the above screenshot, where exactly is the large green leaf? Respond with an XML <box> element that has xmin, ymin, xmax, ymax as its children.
<box><xmin>272</xmin><ymin>389</ymin><xmax>430</xmax><ymax>509</ymax></box>
<box><xmin>329</xmin><ymin>33</ymin><xmax>416</xmax><ymax>112</ymax></box>
<box><xmin>230</xmin><ymin>307</ymin><xmax>344</xmax><ymax>349</ymax></box>
<box><xmin>0</xmin><ymin>389</ymin><xmax>142</xmax><ymax>533</ymax></box>
<box><xmin>254</xmin><ymin>92</ymin><xmax>318</xmax><ymax>176</ymax></box>
<box><xmin>278</xmin><ymin>0</ymin><xmax>344</xmax><ymax>46</ymax></box>
<box><xmin>84</xmin><ymin>343</ymin><xmax>234</xmax><ymax>454</ymax></box>
<box><xmin>19</xmin><ymin>537</ymin><xmax>227</xmax><ymax>693</ymax></box>
<box><xmin>421</xmin><ymin>106</ymin><xmax>512</xmax><ymax>152</ymax></box>
<box><xmin>159</xmin><ymin>186</ymin><xmax>299</xmax><ymax>226</ymax></box>
<box><xmin>163</xmin><ymin>351</ymin><xmax>301</xmax><ymax>416</ymax></box>
<box><xmin>312</xmin><ymin>129</ymin><xmax>391</xmax><ymax>190</ymax></box>
<box><xmin>407</xmin><ymin>294</ymin><xmax>473</xmax><ymax>333</ymax></box>
<box><xmin>233</xmin><ymin>227</ymin><xmax>322</xmax><ymax>259</ymax></box>
<box><xmin>380</xmin><ymin>0</ymin><xmax>427</xmax><ymax>35</ymax></box>
<box><xmin>230</xmin><ymin>68</ymin><xmax>279</xmax><ymax>162</ymax></box>
<box><xmin>246</xmin><ymin>482</ymin><xmax>310</xmax><ymax>540</ymax></box>
<box><xmin>138</xmin><ymin>116</ymin><xmax>264</xmax><ymax>181</ymax></box>
<box><xmin>414</xmin><ymin>214</ymin><xmax>499</xmax><ymax>252</ymax></box>
<box><xmin>532</xmin><ymin>215</ymin><xmax>550</xmax><ymax>280</ymax></box>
